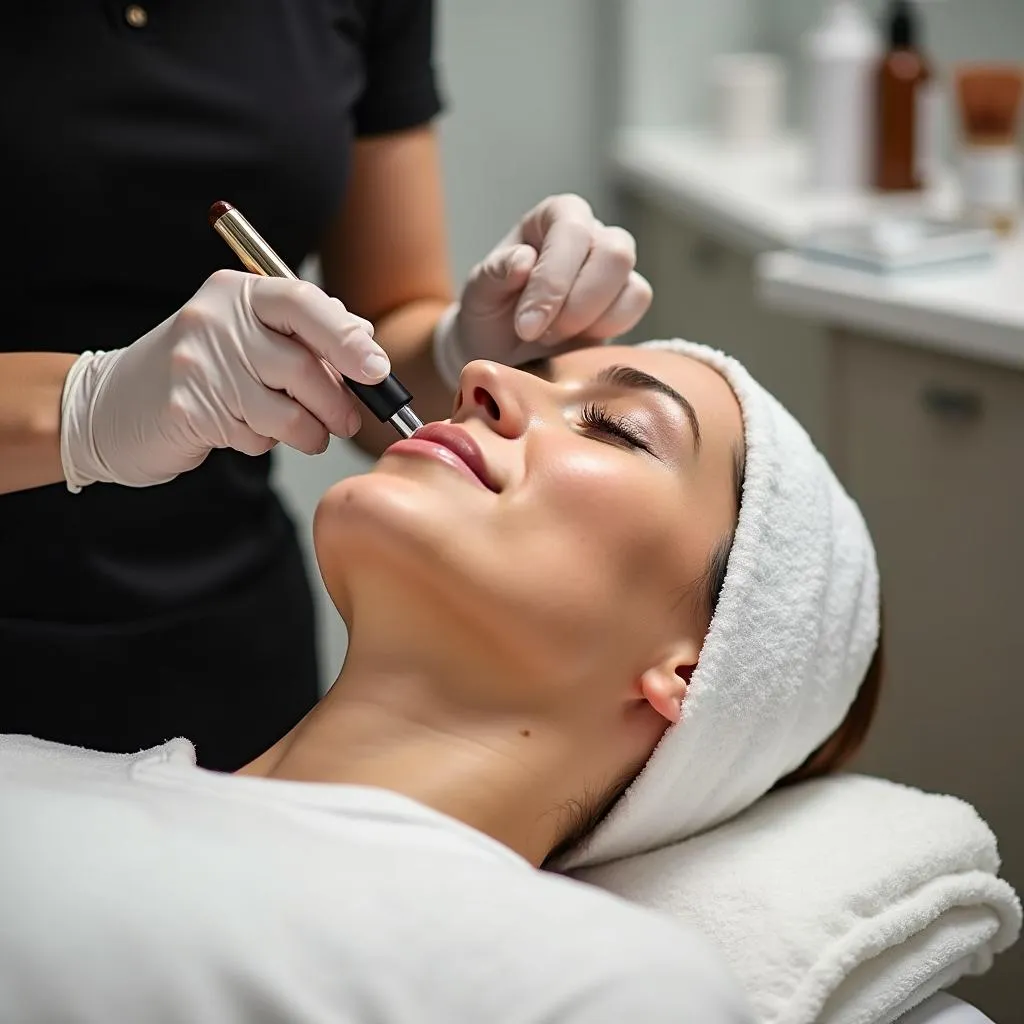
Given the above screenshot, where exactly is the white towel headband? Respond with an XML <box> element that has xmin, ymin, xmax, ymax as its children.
<box><xmin>560</xmin><ymin>339</ymin><xmax>880</xmax><ymax>869</ymax></box>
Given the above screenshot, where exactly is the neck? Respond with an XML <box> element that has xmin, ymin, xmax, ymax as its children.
<box><xmin>238</xmin><ymin>619</ymin><xmax>577</xmax><ymax>867</ymax></box>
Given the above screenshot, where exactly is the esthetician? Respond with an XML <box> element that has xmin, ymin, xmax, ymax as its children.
<box><xmin>0</xmin><ymin>2</ymin><xmax>651</xmax><ymax>769</ymax></box>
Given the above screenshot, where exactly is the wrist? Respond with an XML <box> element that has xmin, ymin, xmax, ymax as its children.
<box><xmin>60</xmin><ymin>350</ymin><xmax>121</xmax><ymax>493</ymax></box>
<box><xmin>431</xmin><ymin>302</ymin><xmax>469</xmax><ymax>392</ymax></box>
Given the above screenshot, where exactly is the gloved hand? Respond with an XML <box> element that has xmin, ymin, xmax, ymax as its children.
<box><xmin>432</xmin><ymin>194</ymin><xmax>652</xmax><ymax>389</ymax></box>
<box><xmin>60</xmin><ymin>269</ymin><xmax>390</xmax><ymax>491</ymax></box>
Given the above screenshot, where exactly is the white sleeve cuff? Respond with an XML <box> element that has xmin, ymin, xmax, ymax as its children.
<box><xmin>431</xmin><ymin>302</ymin><xmax>468</xmax><ymax>393</ymax></box>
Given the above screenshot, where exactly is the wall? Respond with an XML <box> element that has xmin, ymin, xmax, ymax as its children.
<box><xmin>438</xmin><ymin>0</ymin><xmax>617</xmax><ymax>278</ymax></box>
<box><xmin>618</xmin><ymin>0</ymin><xmax>762</xmax><ymax>128</ymax></box>
<box><xmin>274</xmin><ymin>0</ymin><xmax>618</xmax><ymax>690</ymax></box>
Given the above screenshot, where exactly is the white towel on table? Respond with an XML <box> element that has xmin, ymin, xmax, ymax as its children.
<box><xmin>571</xmin><ymin>775</ymin><xmax>1020</xmax><ymax>1024</ymax></box>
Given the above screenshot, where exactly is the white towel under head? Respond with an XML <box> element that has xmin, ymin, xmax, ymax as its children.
<box><xmin>572</xmin><ymin>774</ymin><xmax>1021</xmax><ymax>1024</ymax></box>
<box><xmin>559</xmin><ymin>339</ymin><xmax>880</xmax><ymax>869</ymax></box>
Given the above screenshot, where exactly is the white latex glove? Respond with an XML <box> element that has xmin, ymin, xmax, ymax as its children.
<box><xmin>60</xmin><ymin>269</ymin><xmax>390</xmax><ymax>491</ymax></box>
<box><xmin>433</xmin><ymin>194</ymin><xmax>652</xmax><ymax>389</ymax></box>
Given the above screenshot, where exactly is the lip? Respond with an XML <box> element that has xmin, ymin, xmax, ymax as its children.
<box><xmin>387</xmin><ymin>423</ymin><xmax>500</xmax><ymax>492</ymax></box>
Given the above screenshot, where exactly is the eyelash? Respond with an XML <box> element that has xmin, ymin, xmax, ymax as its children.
<box><xmin>579</xmin><ymin>402</ymin><xmax>651</xmax><ymax>453</ymax></box>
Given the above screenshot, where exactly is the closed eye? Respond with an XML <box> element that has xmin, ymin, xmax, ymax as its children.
<box><xmin>580</xmin><ymin>402</ymin><xmax>653</xmax><ymax>454</ymax></box>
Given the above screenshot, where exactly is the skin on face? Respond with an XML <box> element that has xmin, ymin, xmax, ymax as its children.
<box><xmin>314</xmin><ymin>345</ymin><xmax>743</xmax><ymax>795</ymax></box>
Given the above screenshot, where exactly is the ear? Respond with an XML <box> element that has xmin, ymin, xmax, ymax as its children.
<box><xmin>638</xmin><ymin>648</ymin><xmax>698</xmax><ymax>724</ymax></box>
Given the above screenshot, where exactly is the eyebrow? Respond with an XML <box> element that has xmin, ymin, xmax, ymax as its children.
<box><xmin>595</xmin><ymin>365</ymin><xmax>702</xmax><ymax>450</ymax></box>
<box><xmin>517</xmin><ymin>356</ymin><xmax>702</xmax><ymax>450</ymax></box>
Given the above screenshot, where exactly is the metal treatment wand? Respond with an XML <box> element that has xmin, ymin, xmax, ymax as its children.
<box><xmin>208</xmin><ymin>201</ymin><xmax>423</xmax><ymax>439</ymax></box>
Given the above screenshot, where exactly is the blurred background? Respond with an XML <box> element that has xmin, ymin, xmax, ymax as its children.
<box><xmin>277</xmin><ymin>3</ymin><xmax>1024</xmax><ymax>1015</ymax></box>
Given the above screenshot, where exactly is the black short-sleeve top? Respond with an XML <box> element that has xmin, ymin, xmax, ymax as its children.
<box><xmin>0</xmin><ymin>1</ymin><xmax>442</xmax><ymax>623</ymax></box>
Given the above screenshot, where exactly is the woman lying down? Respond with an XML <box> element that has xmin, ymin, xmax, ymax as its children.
<box><xmin>0</xmin><ymin>340</ymin><xmax>879</xmax><ymax>1023</ymax></box>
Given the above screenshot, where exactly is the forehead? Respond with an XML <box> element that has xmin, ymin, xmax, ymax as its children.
<box><xmin>548</xmin><ymin>344</ymin><xmax>743</xmax><ymax>448</ymax></box>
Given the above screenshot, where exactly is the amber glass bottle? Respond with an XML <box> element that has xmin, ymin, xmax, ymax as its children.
<box><xmin>874</xmin><ymin>0</ymin><xmax>932</xmax><ymax>191</ymax></box>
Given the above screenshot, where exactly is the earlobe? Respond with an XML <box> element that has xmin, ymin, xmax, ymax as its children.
<box><xmin>639</xmin><ymin>661</ymin><xmax>693</xmax><ymax>725</ymax></box>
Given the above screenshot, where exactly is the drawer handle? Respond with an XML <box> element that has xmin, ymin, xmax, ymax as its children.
<box><xmin>921</xmin><ymin>385</ymin><xmax>984</xmax><ymax>422</ymax></box>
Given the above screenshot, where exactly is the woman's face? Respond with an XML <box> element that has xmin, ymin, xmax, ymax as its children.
<box><xmin>315</xmin><ymin>345</ymin><xmax>743</xmax><ymax>724</ymax></box>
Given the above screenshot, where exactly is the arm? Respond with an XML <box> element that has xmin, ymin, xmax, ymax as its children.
<box><xmin>0</xmin><ymin>353</ymin><xmax>77</xmax><ymax>495</ymax></box>
<box><xmin>0</xmin><ymin>274</ymin><xmax>386</xmax><ymax>497</ymax></box>
<box><xmin>319</xmin><ymin>124</ymin><xmax>455</xmax><ymax>458</ymax></box>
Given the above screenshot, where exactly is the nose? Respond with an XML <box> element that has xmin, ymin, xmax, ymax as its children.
<box><xmin>452</xmin><ymin>360</ymin><xmax>530</xmax><ymax>438</ymax></box>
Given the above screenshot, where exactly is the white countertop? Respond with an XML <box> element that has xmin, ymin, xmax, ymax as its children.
<box><xmin>759</xmin><ymin>247</ymin><xmax>1024</xmax><ymax>371</ymax></box>
<box><xmin>611</xmin><ymin>127</ymin><xmax>960</xmax><ymax>253</ymax></box>
<box><xmin>613</xmin><ymin>127</ymin><xmax>1024</xmax><ymax>369</ymax></box>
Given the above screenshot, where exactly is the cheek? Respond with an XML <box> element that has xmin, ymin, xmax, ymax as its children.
<box><xmin>542</xmin><ymin>450</ymin><xmax>675</xmax><ymax>553</ymax></box>
<box><xmin>508</xmin><ymin>450</ymin><xmax>694</xmax><ymax>637</ymax></box>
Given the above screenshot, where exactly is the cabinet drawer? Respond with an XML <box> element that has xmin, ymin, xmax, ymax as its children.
<box><xmin>836</xmin><ymin>332</ymin><xmax>1024</xmax><ymax>589</ymax></box>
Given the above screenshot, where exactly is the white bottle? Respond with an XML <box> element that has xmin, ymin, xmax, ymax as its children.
<box><xmin>804</xmin><ymin>0</ymin><xmax>881</xmax><ymax>193</ymax></box>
